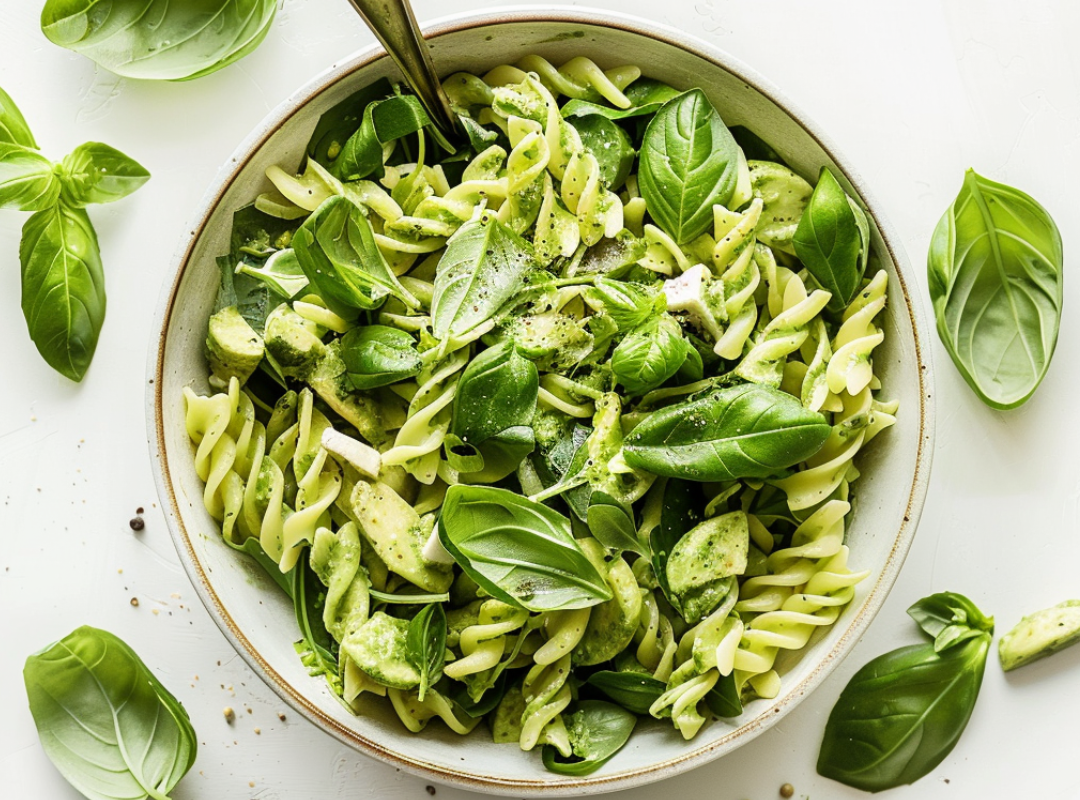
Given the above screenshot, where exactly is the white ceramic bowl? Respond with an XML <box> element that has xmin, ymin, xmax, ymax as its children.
<box><xmin>148</xmin><ymin>6</ymin><xmax>934</xmax><ymax>795</ymax></box>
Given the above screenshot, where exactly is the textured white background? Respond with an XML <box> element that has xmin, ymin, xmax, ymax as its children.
<box><xmin>2</xmin><ymin>1</ymin><xmax>1078</xmax><ymax>798</ymax></box>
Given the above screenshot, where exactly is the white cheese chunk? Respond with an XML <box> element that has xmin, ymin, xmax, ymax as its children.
<box><xmin>663</xmin><ymin>264</ymin><xmax>724</xmax><ymax>341</ymax></box>
<box><xmin>320</xmin><ymin>428</ymin><xmax>381</xmax><ymax>480</ymax></box>
<box><xmin>422</xmin><ymin>522</ymin><xmax>456</xmax><ymax>565</ymax></box>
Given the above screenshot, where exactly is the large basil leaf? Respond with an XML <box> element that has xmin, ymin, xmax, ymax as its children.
<box><xmin>59</xmin><ymin>142</ymin><xmax>150</xmax><ymax>207</ymax></box>
<box><xmin>40</xmin><ymin>0</ymin><xmax>277</xmax><ymax>81</ymax></box>
<box><xmin>0</xmin><ymin>86</ymin><xmax>37</xmax><ymax>148</ymax></box>
<box><xmin>340</xmin><ymin>325</ymin><xmax>421</xmax><ymax>390</ymax></box>
<box><xmin>292</xmin><ymin>195</ymin><xmax>418</xmax><ymax>319</ymax></box>
<box><xmin>331</xmin><ymin>94</ymin><xmax>431</xmax><ymax>181</ymax></box>
<box><xmin>20</xmin><ymin>202</ymin><xmax>105</xmax><ymax>382</ymax></box>
<box><xmin>818</xmin><ymin>606</ymin><xmax>993</xmax><ymax>793</ymax></box>
<box><xmin>928</xmin><ymin>169</ymin><xmax>1063</xmax><ymax>409</ymax></box>
<box><xmin>438</xmin><ymin>485</ymin><xmax>612</xmax><ymax>612</ymax></box>
<box><xmin>431</xmin><ymin>217</ymin><xmax>536</xmax><ymax>341</ymax></box>
<box><xmin>542</xmin><ymin>700</ymin><xmax>637</xmax><ymax>776</ymax></box>
<box><xmin>405</xmin><ymin>603</ymin><xmax>447</xmax><ymax>702</ymax></box>
<box><xmin>23</xmin><ymin>626</ymin><xmax>197</xmax><ymax>800</ymax></box>
<box><xmin>792</xmin><ymin>166</ymin><xmax>865</xmax><ymax>312</ymax></box>
<box><xmin>0</xmin><ymin>144</ymin><xmax>60</xmax><ymax>211</ymax></box>
<box><xmin>586</xmin><ymin>671</ymin><xmax>665</xmax><ymax>715</ymax></box>
<box><xmin>448</xmin><ymin>340</ymin><xmax>538</xmax><ymax>482</ymax></box>
<box><xmin>611</xmin><ymin>313</ymin><xmax>689</xmax><ymax>394</ymax></box>
<box><xmin>638</xmin><ymin>89</ymin><xmax>740</xmax><ymax>244</ymax></box>
<box><xmin>624</xmin><ymin>383</ymin><xmax>831</xmax><ymax>481</ymax></box>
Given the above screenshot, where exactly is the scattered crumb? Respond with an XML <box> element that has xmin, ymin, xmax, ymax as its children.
<box><xmin>129</xmin><ymin>516</ymin><xmax>145</xmax><ymax>532</ymax></box>
<box><xmin>425</xmin><ymin>787</ymin><xmax>436</xmax><ymax>796</ymax></box>
<box><xmin>780</xmin><ymin>785</ymin><xmax>794</xmax><ymax>799</ymax></box>
<box><xmin>130</xmin><ymin>597</ymin><xmax>139</xmax><ymax>607</ymax></box>
<box><xmin>137</xmin><ymin>506</ymin><xmax>144</xmax><ymax>514</ymax></box>
<box><xmin>249</xmin><ymin>781</ymin><xmax>255</xmax><ymax>788</ymax></box>
<box><xmin>152</xmin><ymin>609</ymin><xmax>160</xmax><ymax>616</ymax></box>
<box><xmin>117</xmin><ymin>568</ymin><xmax>123</xmax><ymax>574</ymax></box>
<box><xmin>246</xmin><ymin>707</ymin><xmax>252</xmax><ymax>715</ymax></box>
<box><xmin>254</xmin><ymin>727</ymin><xmax>261</xmax><ymax>735</ymax></box>
<box><xmin>171</xmin><ymin>592</ymin><xmax>182</xmax><ymax>599</ymax></box>
<box><xmin>224</xmin><ymin>707</ymin><xmax>235</xmax><ymax>723</ymax></box>
<box><xmin>278</xmin><ymin>712</ymin><xmax>286</xmax><ymax>722</ymax></box>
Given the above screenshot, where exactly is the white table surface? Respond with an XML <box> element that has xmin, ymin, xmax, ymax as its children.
<box><xmin>2</xmin><ymin>1</ymin><xmax>1078</xmax><ymax>798</ymax></box>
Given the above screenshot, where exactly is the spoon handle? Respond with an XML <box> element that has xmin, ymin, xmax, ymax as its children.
<box><xmin>344</xmin><ymin>0</ymin><xmax>461</xmax><ymax>141</ymax></box>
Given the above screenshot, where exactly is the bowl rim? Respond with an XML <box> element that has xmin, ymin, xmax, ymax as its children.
<box><xmin>146</xmin><ymin>5</ymin><xmax>936</xmax><ymax>795</ymax></box>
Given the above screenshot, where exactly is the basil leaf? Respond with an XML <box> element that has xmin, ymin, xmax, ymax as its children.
<box><xmin>650</xmin><ymin>479</ymin><xmax>702</xmax><ymax>613</ymax></box>
<box><xmin>542</xmin><ymin>700</ymin><xmax>636</xmax><ymax>776</ymax></box>
<box><xmin>236</xmin><ymin>249</ymin><xmax>309</xmax><ymax>300</ymax></box>
<box><xmin>20</xmin><ymin>202</ymin><xmax>105</xmax><ymax>381</ymax></box>
<box><xmin>451</xmin><ymin>670</ymin><xmax>508</xmax><ymax>718</ymax></box>
<box><xmin>41</xmin><ymin>0</ymin><xmax>277</xmax><ymax>81</ymax></box>
<box><xmin>928</xmin><ymin>169</ymin><xmax>1063</xmax><ymax>409</ymax></box>
<box><xmin>586</xmin><ymin>671</ymin><xmax>665</xmax><ymax>715</ymax></box>
<box><xmin>730</xmin><ymin>125</ymin><xmax>785</xmax><ymax>165</ymax></box>
<box><xmin>0</xmin><ymin>86</ymin><xmax>37</xmax><ymax>148</ymax></box>
<box><xmin>340</xmin><ymin>325</ymin><xmax>421</xmax><ymax>390</ymax></box>
<box><xmin>23</xmin><ymin>626</ymin><xmax>197</xmax><ymax>800</ymax></box>
<box><xmin>448</xmin><ymin>340</ymin><xmax>538</xmax><ymax>482</ymax></box>
<box><xmin>331</xmin><ymin>94</ymin><xmax>432</xmax><ymax>181</ymax></box>
<box><xmin>306</xmin><ymin>78</ymin><xmax>394</xmax><ymax>167</ymax></box>
<box><xmin>59</xmin><ymin>142</ymin><xmax>150</xmax><ymax>207</ymax></box>
<box><xmin>0</xmin><ymin>143</ymin><xmax>60</xmax><ymax>211</ymax></box>
<box><xmin>584</xmin><ymin>277</ymin><xmax>662</xmax><ymax>331</ymax></box>
<box><xmin>431</xmin><ymin>216</ymin><xmax>536</xmax><ymax>341</ymax></box>
<box><xmin>438</xmin><ymin>485</ymin><xmax>612</xmax><ymax>612</ymax></box>
<box><xmin>639</xmin><ymin>89</ymin><xmax>740</xmax><ymax>243</ymax></box>
<box><xmin>818</xmin><ymin>637</ymin><xmax>991</xmax><ymax>792</ymax></box>
<box><xmin>907</xmin><ymin>591</ymin><xmax>995</xmax><ymax>654</ymax></box>
<box><xmin>293</xmin><ymin>195</ymin><xmax>418</xmax><ymax>319</ymax></box>
<box><xmin>624</xmin><ymin>383</ymin><xmax>831</xmax><ymax>481</ymax></box>
<box><xmin>229</xmin><ymin>203</ymin><xmax>299</xmax><ymax>262</ymax></box>
<box><xmin>792</xmin><ymin>166</ymin><xmax>864</xmax><ymax>313</ymax></box>
<box><xmin>293</xmin><ymin>558</ymin><xmax>339</xmax><ymax>682</ymax></box>
<box><xmin>405</xmin><ymin>603</ymin><xmax>447</xmax><ymax>702</ymax></box>
<box><xmin>611</xmin><ymin>314</ymin><xmax>689</xmax><ymax>394</ymax></box>
<box><xmin>561</xmin><ymin>79</ymin><xmax>681</xmax><ymax>121</ymax></box>
<box><xmin>587</xmin><ymin>492</ymin><xmax>646</xmax><ymax>556</ymax></box>
<box><xmin>704</xmin><ymin>671</ymin><xmax>743</xmax><ymax>717</ymax></box>
<box><xmin>567</xmin><ymin>114</ymin><xmax>635</xmax><ymax>191</ymax></box>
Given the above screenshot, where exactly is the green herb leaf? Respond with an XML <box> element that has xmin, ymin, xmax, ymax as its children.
<box><xmin>438</xmin><ymin>485</ymin><xmax>613</xmax><ymax>612</ymax></box>
<box><xmin>23</xmin><ymin>626</ymin><xmax>197</xmax><ymax>800</ymax></box>
<box><xmin>431</xmin><ymin>216</ymin><xmax>536</xmax><ymax>342</ymax></box>
<box><xmin>792</xmin><ymin>166</ymin><xmax>864</xmax><ymax>313</ymax></box>
<box><xmin>730</xmin><ymin>125</ymin><xmax>785</xmax><ymax>165</ymax></box>
<box><xmin>704</xmin><ymin>671</ymin><xmax>743</xmax><ymax>718</ymax></box>
<box><xmin>611</xmin><ymin>313</ymin><xmax>689</xmax><ymax>394</ymax></box>
<box><xmin>907</xmin><ymin>591</ymin><xmax>994</xmax><ymax>654</ymax></box>
<box><xmin>0</xmin><ymin>143</ymin><xmax>60</xmax><ymax>211</ymax></box>
<box><xmin>20</xmin><ymin>202</ymin><xmax>105</xmax><ymax>381</ymax></box>
<box><xmin>293</xmin><ymin>195</ymin><xmax>418</xmax><ymax>319</ymax></box>
<box><xmin>586</xmin><ymin>492</ymin><xmax>646</xmax><ymax>556</ymax></box>
<box><xmin>59</xmin><ymin>142</ymin><xmax>150</xmax><ymax>207</ymax></box>
<box><xmin>584</xmin><ymin>277</ymin><xmax>662</xmax><ymax>332</ymax></box>
<box><xmin>0</xmin><ymin>86</ymin><xmax>38</xmax><ymax>148</ymax></box>
<box><xmin>40</xmin><ymin>0</ymin><xmax>277</xmax><ymax>81</ymax></box>
<box><xmin>340</xmin><ymin>325</ymin><xmax>422</xmax><ymax>390</ymax></box>
<box><xmin>225</xmin><ymin>535</ymin><xmax>294</xmax><ymax>599</ymax></box>
<box><xmin>560</xmin><ymin>78</ymin><xmax>681</xmax><ymax>121</ymax></box>
<box><xmin>638</xmin><ymin>89</ymin><xmax>740</xmax><ymax>243</ymax></box>
<box><xmin>567</xmin><ymin>114</ymin><xmax>635</xmax><ymax>191</ymax></box>
<box><xmin>306</xmin><ymin>79</ymin><xmax>394</xmax><ymax>167</ymax></box>
<box><xmin>817</xmin><ymin>592</ymin><xmax>993</xmax><ymax>793</ymax></box>
<box><xmin>236</xmin><ymin>249</ymin><xmax>309</xmax><ymax>300</ymax></box>
<box><xmin>586</xmin><ymin>671</ymin><xmax>666</xmax><ymax>715</ymax></box>
<box><xmin>927</xmin><ymin>169</ymin><xmax>1063</xmax><ymax>409</ymax></box>
<box><xmin>292</xmin><ymin>558</ymin><xmax>338</xmax><ymax>682</ymax></box>
<box><xmin>331</xmin><ymin>94</ymin><xmax>433</xmax><ymax>181</ymax></box>
<box><xmin>623</xmin><ymin>383</ymin><xmax>831</xmax><ymax>481</ymax></box>
<box><xmin>405</xmin><ymin>603</ymin><xmax>447</xmax><ymax>702</ymax></box>
<box><xmin>541</xmin><ymin>700</ymin><xmax>636</xmax><ymax>776</ymax></box>
<box><xmin>649</xmin><ymin>478</ymin><xmax>702</xmax><ymax>613</ymax></box>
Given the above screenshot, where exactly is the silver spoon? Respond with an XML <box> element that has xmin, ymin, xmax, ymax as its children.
<box><xmin>344</xmin><ymin>0</ymin><xmax>462</xmax><ymax>142</ymax></box>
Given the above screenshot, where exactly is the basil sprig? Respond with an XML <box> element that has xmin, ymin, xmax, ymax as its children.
<box><xmin>23</xmin><ymin>626</ymin><xmax>197</xmax><ymax>800</ymax></box>
<box><xmin>0</xmin><ymin>86</ymin><xmax>148</xmax><ymax>381</ymax></box>
<box><xmin>541</xmin><ymin>700</ymin><xmax>637</xmax><ymax>776</ymax></box>
<box><xmin>437</xmin><ymin>485</ymin><xmax>612</xmax><ymax>612</ymax></box>
<box><xmin>639</xmin><ymin>89</ymin><xmax>740</xmax><ymax>243</ymax></box>
<box><xmin>928</xmin><ymin>169</ymin><xmax>1063</xmax><ymax>409</ymax></box>
<box><xmin>340</xmin><ymin>325</ymin><xmax>422</xmax><ymax>390</ymax></box>
<box><xmin>405</xmin><ymin>604</ymin><xmax>447</xmax><ymax>702</ymax></box>
<box><xmin>817</xmin><ymin>592</ymin><xmax>994</xmax><ymax>793</ymax></box>
<box><xmin>623</xmin><ymin>383</ymin><xmax>831</xmax><ymax>482</ymax></box>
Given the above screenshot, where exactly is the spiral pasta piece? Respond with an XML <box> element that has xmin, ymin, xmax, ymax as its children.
<box><xmin>827</xmin><ymin>270</ymin><xmax>888</xmax><ymax>395</ymax></box>
<box><xmin>444</xmin><ymin>600</ymin><xmax>530</xmax><ymax>682</ymax></box>
<box><xmin>519</xmin><ymin>653</ymin><xmax>573</xmax><ymax>752</ymax></box>
<box><xmin>533</xmin><ymin>608</ymin><xmax>591</xmax><ymax>666</ymax></box>
<box><xmin>388</xmin><ymin>688</ymin><xmax>482</xmax><ymax>735</ymax></box>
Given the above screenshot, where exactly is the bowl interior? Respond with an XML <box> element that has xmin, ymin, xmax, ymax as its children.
<box><xmin>151</xmin><ymin>10</ymin><xmax>932</xmax><ymax>796</ymax></box>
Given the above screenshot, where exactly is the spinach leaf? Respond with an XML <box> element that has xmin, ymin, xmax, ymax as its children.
<box><xmin>23</xmin><ymin>626</ymin><xmax>197</xmax><ymax>800</ymax></box>
<box><xmin>306</xmin><ymin>78</ymin><xmax>394</xmax><ymax>167</ymax></box>
<box><xmin>639</xmin><ymin>89</ymin><xmax>740</xmax><ymax>243</ymax></box>
<box><xmin>560</xmin><ymin>79</ymin><xmax>681</xmax><ymax>121</ymax></box>
<box><xmin>542</xmin><ymin>700</ymin><xmax>636</xmax><ymax>776</ymax></box>
<box><xmin>792</xmin><ymin>166</ymin><xmax>864</xmax><ymax>313</ymax></box>
<box><xmin>59</xmin><ymin>142</ymin><xmax>150</xmax><ymax>207</ymax></box>
<box><xmin>586</xmin><ymin>671</ymin><xmax>665</xmax><ymax>715</ymax></box>
<box><xmin>331</xmin><ymin>93</ymin><xmax>433</xmax><ymax>181</ymax></box>
<box><xmin>293</xmin><ymin>557</ymin><xmax>338</xmax><ymax>681</ymax></box>
<box><xmin>448</xmin><ymin>340</ymin><xmax>538</xmax><ymax>482</ymax></box>
<box><xmin>611</xmin><ymin>313</ymin><xmax>689</xmax><ymax>394</ymax></box>
<box><xmin>567</xmin><ymin>114</ymin><xmax>635</xmax><ymax>191</ymax></box>
<box><xmin>40</xmin><ymin>0</ymin><xmax>277</xmax><ymax>81</ymax></box>
<box><xmin>236</xmin><ymin>249</ymin><xmax>309</xmax><ymax>300</ymax></box>
<box><xmin>20</xmin><ymin>202</ymin><xmax>105</xmax><ymax>381</ymax></box>
<box><xmin>0</xmin><ymin>86</ymin><xmax>37</xmax><ymax>148</ymax></box>
<box><xmin>340</xmin><ymin>325</ymin><xmax>421</xmax><ymax>390</ymax></box>
<box><xmin>405</xmin><ymin>603</ymin><xmax>447</xmax><ymax>702</ymax></box>
<box><xmin>292</xmin><ymin>195</ymin><xmax>418</xmax><ymax>319</ymax></box>
<box><xmin>927</xmin><ymin>169</ymin><xmax>1063</xmax><ymax>409</ymax></box>
<box><xmin>438</xmin><ymin>485</ymin><xmax>612</xmax><ymax>612</ymax></box>
<box><xmin>818</xmin><ymin>592</ymin><xmax>993</xmax><ymax>793</ymax></box>
<box><xmin>587</xmin><ymin>491</ymin><xmax>646</xmax><ymax>556</ymax></box>
<box><xmin>624</xmin><ymin>383</ymin><xmax>831</xmax><ymax>481</ymax></box>
<box><xmin>431</xmin><ymin>216</ymin><xmax>536</xmax><ymax>342</ymax></box>
<box><xmin>0</xmin><ymin>144</ymin><xmax>60</xmax><ymax>211</ymax></box>
<box><xmin>704</xmin><ymin>671</ymin><xmax>742</xmax><ymax>717</ymax></box>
